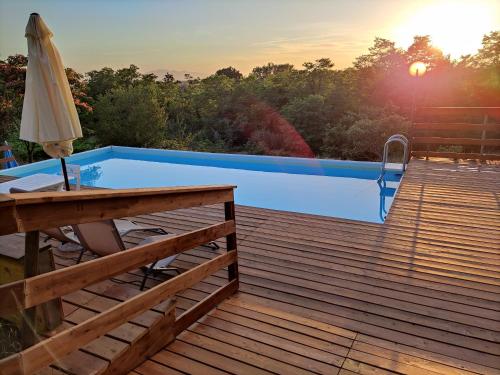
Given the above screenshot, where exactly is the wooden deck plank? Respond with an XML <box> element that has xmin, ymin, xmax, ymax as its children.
<box><xmin>147</xmin><ymin>350</ymin><xmax>227</xmax><ymax>374</ymax></box>
<box><xmin>2</xmin><ymin>158</ymin><xmax>498</xmax><ymax>374</ymax></box>
<box><xmin>166</xmin><ymin>339</ymin><xmax>274</xmax><ymax>375</ymax></box>
<box><xmin>186</xmin><ymin>319</ymin><xmax>342</xmax><ymax>373</ymax></box>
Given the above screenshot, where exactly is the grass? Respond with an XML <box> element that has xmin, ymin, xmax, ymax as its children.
<box><xmin>0</xmin><ymin>318</ymin><xmax>21</xmax><ymax>359</ymax></box>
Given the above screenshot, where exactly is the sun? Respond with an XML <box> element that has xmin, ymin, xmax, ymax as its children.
<box><xmin>393</xmin><ymin>0</ymin><xmax>498</xmax><ymax>58</ymax></box>
<box><xmin>409</xmin><ymin>62</ymin><xmax>427</xmax><ymax>77</ymax></box>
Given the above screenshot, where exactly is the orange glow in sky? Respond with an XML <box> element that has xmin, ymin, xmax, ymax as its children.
<box><xmin>393</xmin><ymin>0</ymin><xmax>497</xmax><ymax>58</ymax></box>
<box><xmin>1</xmin><ymin>1</ymin><xmax>498</xmax><ymax>75</ymax></box>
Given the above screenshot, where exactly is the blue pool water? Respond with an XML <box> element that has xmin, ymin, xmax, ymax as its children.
<box><xmin>1</xmin><ymin>146</ymin><xmax>403</xmax><ymax>223</ymax></box>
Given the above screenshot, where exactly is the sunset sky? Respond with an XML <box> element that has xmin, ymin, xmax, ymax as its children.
<box><xmin>1</xmin><ymin>0</ymin><xmax>498</xmax><ymax>77</ymax></box>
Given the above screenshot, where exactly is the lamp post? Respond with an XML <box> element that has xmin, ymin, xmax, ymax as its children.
<box><xmin>408</xmin><ymin>61</ymin><xmax>427</xmax><ymax>161</ymax></box>
<box><xmin>409</xmin><ymin>61</ymin><xmax>427</xmax><ymax>123</ymax></box>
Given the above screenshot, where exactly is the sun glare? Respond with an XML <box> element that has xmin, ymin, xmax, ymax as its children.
<box><xmin>393</xmin><ymin>0</ymin><xmax>498</xmax><ymax>58</ymax></box>
<box><xmin>409</xmin><ymin>62</ymin><xmax>427</xmax><ymax>77</ymax></box>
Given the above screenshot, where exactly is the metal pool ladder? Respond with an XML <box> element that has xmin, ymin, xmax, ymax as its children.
<box><xmin>379</xmin><ymin>134</ymin><xmax>408</xmax><ymax>181</ymax></box>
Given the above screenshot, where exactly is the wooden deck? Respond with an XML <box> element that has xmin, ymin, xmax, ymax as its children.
<box><xmin>2</xmin><ymin>158</ymin><xmax>500</xmax><ymax>374</ymax></box>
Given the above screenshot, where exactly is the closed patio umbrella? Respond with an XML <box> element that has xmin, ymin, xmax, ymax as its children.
<box><xmin>20</xmin><ymin>13</ymin><xmax>82</xmax><ymax>190</ymax></box>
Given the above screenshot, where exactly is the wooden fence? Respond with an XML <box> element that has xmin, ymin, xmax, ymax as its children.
<box><xmin>0</xmin><ymin>185</ymin><xmax>239</xmax><ymax>375</ymax></box>
<box><xmin>410</xmin><ymin>107</ymin><xmax>500</xmax><ymax>160</ymax></box>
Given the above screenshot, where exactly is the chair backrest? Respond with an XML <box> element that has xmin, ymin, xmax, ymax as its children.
<box><xmin>72</xmin><ymin>220</ymin><xmax>125</xmax><ymax>256</ymax></box>
<box><xmin>1</xmin><ymin>143</ymin><xmax>18</xmax><ymax>169</ymax></box>
<box><xmin>42</xmin><ymin>227</ymin><xmax>78</xmax><ymax>244</ymax></box>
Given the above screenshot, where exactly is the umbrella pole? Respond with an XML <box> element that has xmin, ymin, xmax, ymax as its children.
<box><xmin>60</xmin><ymin>157</ymin><xmax>71</xmax><ymax>191</ymax></box>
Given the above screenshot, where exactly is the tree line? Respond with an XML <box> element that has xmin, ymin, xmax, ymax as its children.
<box><xmin>1</xmin><ymin>32</ymin><xmax>499</xmax><ymax>163</ymax></box>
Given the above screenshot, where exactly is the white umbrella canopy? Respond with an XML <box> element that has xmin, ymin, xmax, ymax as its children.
<box><xmin>20</xmin><ymin>13</ymin><xmax>82</xmax><ymax>161</ymax></box>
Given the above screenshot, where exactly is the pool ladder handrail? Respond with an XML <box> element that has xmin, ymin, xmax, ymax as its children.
<box><xmin>379</xmin><ymin>134</ymin><xmax>408</xmax><ymax>181</ymax></box>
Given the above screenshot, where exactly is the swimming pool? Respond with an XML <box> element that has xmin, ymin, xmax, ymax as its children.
<box><xmin>1</xmin><ymin>146</ymin><xmax>403</xmax><ymax>223</ymax></box>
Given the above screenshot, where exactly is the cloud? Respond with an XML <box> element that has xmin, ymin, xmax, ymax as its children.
<box><xmin>249</xmin><ymin>32</ymin><xmax>371</xmax><ymax>67</ymax></box>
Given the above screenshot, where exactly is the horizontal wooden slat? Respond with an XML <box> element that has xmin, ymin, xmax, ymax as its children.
<box><xmin>0</xmin><ymin>220</ymin><xmax>235</xmax><ymax>312</ymax></box>
<box><xmin>419</xmin><ymin>107</ymin><xmax>500</xmax><ymax>117</ymax></box>
<box><xmin>0</xmin><ymin>186</ymin><xmax>235</xmax><ymax>235</ymax></box>
<box><xmin>0</xmin><ymin>251</ymin><xmax>237</xmax><ymax>375</ymax></box>
<box><xmin>0</xmin><ymin>185</ymin><xmax>235</xmax><ymax>207</ymax></box>
<box><xmin>412</xmin><ymin>137</ymin><xmax>500</xmax><ymax>146</ymax></box>
<box><xmin>0</xmin><ymin>156</ymin><xmax>16</xmax><ymax>164</ymax></box>
<box><xmin>413</xmin><ymin>123</ymin><xmax>500</xmax><ymax>132</ymax></box>
<box><xmin>411</xmin><ymin>151</ymin><xmax>500</xmax><ymax>160</ymax></box>
<box><xmin>0</xmin><ymin>145</ymin><xmax>12</xmax><ymax>152</ymax></box>
<box><xmin>174</xmin><ymin>279</ymin><xmax>239</xmax><ymax>336</ymax></box>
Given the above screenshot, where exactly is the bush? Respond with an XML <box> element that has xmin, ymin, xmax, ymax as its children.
<box><xmin>322</xmin><ymin>108</ymin><xmax>410</xmax><ymax>160</ymax></box>
<box><xmin>92</xmin><ymin>83</ymin><xmax>166</xmax><ymax>147</ymax></box>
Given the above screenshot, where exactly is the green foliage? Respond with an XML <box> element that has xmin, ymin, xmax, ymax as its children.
<box><xmin>322</xmin><ymin>108</ymin><xmax>410</xmax><ymax>160</ymax></box>
<box><xmin>251</xmin><ymin>63</ymin><xmax>294</xmax><ymax>79</ymax></box>
<box><xmin>215</xmin><ymin>66</ymin><xmax>243</xmax><ymax>80</ymax></box>
<box><xmin>0</xmin><ymin>318</ymin><xmax>21</xmax><ymax>359</ymax></box>
<box><xmin>1</xmin><ymin>30</ymin><xmax>499</xmax><ymax>164</ymax></box>
<box><xmin>282</xmin><ymin>95</ymin><xmax>329</xmax><ymax>153</ymax></box>
<box><xmin>92</xmin><ymin>83</ymin><xmax>166</xmax><ymax>147</ymax></box>
<box><xmin>474</xmin><ymin>31</ymin><xmax>500</xmax><ymax>67</ymax></box>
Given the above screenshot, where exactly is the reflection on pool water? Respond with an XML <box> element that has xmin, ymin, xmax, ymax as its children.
<box><xmin>1</xmin><ymin>146</ymin><xmax>403</xmax><ymax>223</ymax></box>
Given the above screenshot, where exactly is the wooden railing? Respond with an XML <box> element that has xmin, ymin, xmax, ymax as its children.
<box><xmin>0</xmin><ymin>185</ymin><xmax>239</xmax><ymax>375</ymax></box>
<box><xmin>410</xmin><ymin>107</ymin><xmax>500</xmax><ymax>160</ymax></box>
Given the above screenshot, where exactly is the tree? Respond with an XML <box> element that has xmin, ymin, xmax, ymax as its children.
<box><xmin>115</xmin><ymin>64</ymin><xmax>142</xmax><ymax>87</ymax></box>
<box><xmin>0</xmin><ymin>54</ymin><xmax>41</xmax><ymax>162</ymax></box>
<box><xmin>215</xmin><ymin>66</ymin><xmax>243</xmax><ymax>80</ymax></box>
<box><xmin>1</xmin><ymin>28</ymin><xmax>499</xmax><ymax>163</ymax></box>
<box><xmin>474</xmin><ymin>31</ymin><xmax>500</xmax><ymax>67</ymax></box>
<box><xmin>354</xmin><ymin>38</ymin><xmax>405</xmax><ymax>71</ymax></box>
<box><xmin>406</xmin><ymin>35</ymin><xmax>448</xmax><ymax>69</ymax></box>
<box><xmin>6</xmin><ymin>54</ymin><xmax>28</xmax><ymax>67</ymax></box>
<box><xmin>93</xmin><ymin>83</ymin><xmax>166</xmax><ymax>147</ymax></box>
<box><xmin>142</xmin><ymin>73</ymin><xmax>158</xmax><ymax>83</ymax></box>
<box><xmin>251</xmin><ymin>63</ymin><xmax>294</xmax><ymax>79</ymax></box>
<box><xmin>86</xmin><ymin>67</ymin><xmax>117</xmax><ymax>98</ymax></box>
<box><xmin>302</xmin><ymin>58</ymin><xmax>335</xmax><ymax>95</ymax></box>
<box><xmin>0</xmin><ymin>55</ymin><xmax>26</xmax><ymax>140</ymax></box>
<box><xmin>162</xmin><ymin>72</ymin><xmax>175</xmax><ymax>83</ymax></box>
<box><xmin>65</xmin><ymin>67</ymin><xmax>92</xmax><ymax>113</ymax></box>
<box><xmin>282</xmin><ymin>95</ymin><xmax>329</xmax><ymax>153</ymax></box>
<box><xmin>322</xmin><ymin>108</ymin><xmax>410</xmax><ymax>160</ymax></box>
<box><xmin>233</xmin><ymin>100</ymin><xmax>314</xmax><ymax>157</ymax></box>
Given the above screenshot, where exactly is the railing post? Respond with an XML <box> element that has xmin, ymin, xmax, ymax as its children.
<box><xmin>224</xmin><ymin>200</ymin><xmax>239</xmax><ymax>282</ymax></box>
<box><xmin>480</xmin><ymin>114</ymin><xmax>488</xmax><ymax>156</ymax></box>
<box><xmin>21</xmin><ymin>230</ymin><xmax>40</xmax><ymax>348</ymax></box>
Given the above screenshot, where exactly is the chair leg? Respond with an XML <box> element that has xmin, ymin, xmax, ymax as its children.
<box><xmin>140</xmin><ymin>262</ymin><xmax>157</xmax><ymax>291</ymax></box>
<box><xmin>141</xmin><ymin>266</ymin><xmax>180</xmax><ymax>291</ymax></box>
<box><xmin>202</xmin><ymin>241</ymin><xmax>220</xmax><ymax>250</ymax></box>
<box><xmin>140</xmin><ymin>273</ymin><xmax>148</xmax><ymax>291</ymax></box>
<box><xmin>76</xmin><ymin>248</ymin><xmax>85</xmax><ymax>264</ymax></box>
<box><xmin>142</xmin><ymin>227</ymin><xmax>168</xmax><ymax>235</ymax></box>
